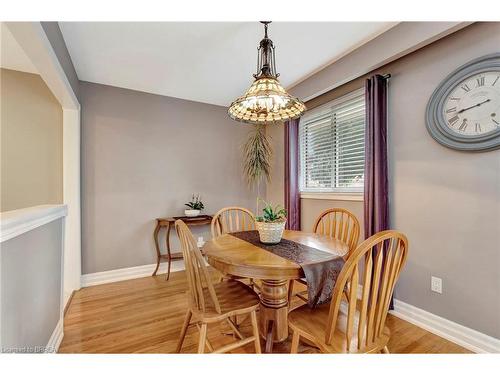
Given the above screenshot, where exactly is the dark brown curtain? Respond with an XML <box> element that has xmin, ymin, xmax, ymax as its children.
<box><xmin>364</xmin><ymin>75</ymin><xmax>392</xmax><ymax>308</ymax></box>
<box><xmin>284</xmin><ymin>118</ymin><xmax>301</xmax><ymax>230</ymax></box>
<box><xmin>364</xmin><ymin>75</ymin><xmax>389</xmax><ymax>238</ymax></box>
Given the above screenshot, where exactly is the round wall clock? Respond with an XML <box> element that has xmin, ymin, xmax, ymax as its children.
<box><xmin>426</xmin><ymin>53</ymin><xmax>500</xmax><ymax>151</ymax></box>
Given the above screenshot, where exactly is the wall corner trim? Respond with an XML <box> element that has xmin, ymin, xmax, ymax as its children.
<box><xmin>0</xmin><ymin>204</ymin><xmax>68</xmax><ymax>243</ymax></box>
<box><xmin>46</xmin><ymin>318</ymin><xmax>64</xmax><ymax>353</ymax></box>
<box><xmin>80</xmin><ymin>261</ymin><xmax>186</xmax><ymax>288</ymax></box>
<box><xmin>390</xmin><ymin>299</ymin><xmax>500</xmax><ymax>353</ymax></box>
<box><xmin>4</xmin><ymin>22</ymin><xmax>79</xmax><ymax>110</ymax></box>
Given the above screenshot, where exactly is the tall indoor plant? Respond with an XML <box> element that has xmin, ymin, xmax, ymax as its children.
<box><xmin>243</xmin><ymin>125</ymin><xmax>272</xmax><ymax>185</ymax></box>
<box><xmin>243</xmin><ymin>125</ymin><xmax>272</xmax><ymax>211</ymax></box>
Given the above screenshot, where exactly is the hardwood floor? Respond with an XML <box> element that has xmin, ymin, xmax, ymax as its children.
<box><xmin>59</xmin><ymin>271</ymin><xmax>470</xmax><ymax>354</ymax></box>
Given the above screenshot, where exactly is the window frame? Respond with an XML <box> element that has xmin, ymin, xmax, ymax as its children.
<box><xmin>298</xmin><ymin>88</ymin><xmax>365</xmax><ymax>200</ymax></box>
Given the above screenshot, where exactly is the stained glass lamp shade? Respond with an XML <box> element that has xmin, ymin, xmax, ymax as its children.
<box><xmin>228</xmin><ymin>22</ymin><xmax>306</xmax><ymax>125</ymax></box>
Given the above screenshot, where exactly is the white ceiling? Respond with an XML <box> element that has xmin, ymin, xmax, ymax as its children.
<box><xmin>59</xmin><ymin>22</ymin><xmax>396</xmax><ymax>106</ymax></box>
<box><xmin>1</xmin><ymin>23</ymin><xmax>38</xmax><ymax>74</ymax></box>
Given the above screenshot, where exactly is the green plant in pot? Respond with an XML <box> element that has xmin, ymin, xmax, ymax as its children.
<box><xmin>184</xmin><ymin>194</ymin><xmax>204</xmax><ymax>217</ymax></box>
<box><xmin>243</xmin><ymin>125</ymin><xmax>272</xmax><ymax>212</ymax></box>
<box><xmin>255</xmin><ymin>199</ymin><xmax>287</xmax><ymax>244</ymax></box>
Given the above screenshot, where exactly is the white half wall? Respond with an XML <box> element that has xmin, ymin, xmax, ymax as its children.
<box><xmin>5</xmin><ymin>22</ymin><xmax>82</xmax><ymax>302</ymax></box>
<box><xmin>0</xmin><ymin>205</ymin><xmax>67</xmax><ymax>352</ymax></box>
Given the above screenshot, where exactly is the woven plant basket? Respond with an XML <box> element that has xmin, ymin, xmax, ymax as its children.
<box><xmin>255</xmin><ymin>220</ymin><xmax>286</xmax><ymax>244</ymax></box>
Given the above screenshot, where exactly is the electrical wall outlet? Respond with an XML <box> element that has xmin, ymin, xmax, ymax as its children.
<box><xmin>431</xmin><ymin>276</ymin><xmax>442</xmax><ymax>294</ymax></box>
<box><xmin>197</xmin><ymin>236</ymin><xmax>205</xmax><ymax>248</ymax></box>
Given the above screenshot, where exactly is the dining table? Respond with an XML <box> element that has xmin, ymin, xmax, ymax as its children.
<box><xmin>202</xmin><ymin>229</ymin><xmax>348</xmax><ymax>353</ymax></box>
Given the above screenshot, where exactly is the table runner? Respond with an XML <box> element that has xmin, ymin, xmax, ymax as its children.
<box><xmin>230</xmin><ymin>230</ymin><xmax>345</xmax><ymax>308</ymax></box>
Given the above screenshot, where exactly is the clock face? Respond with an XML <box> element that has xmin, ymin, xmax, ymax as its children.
<box><xmin>443</xmin><ymin>71</ymin><xmax>500</xmax><ymax>137</ymax></box>
<box><xmin>426</xmin><ymin>53</ymin><xmax>500</xmax><ymax>151</ymax></box>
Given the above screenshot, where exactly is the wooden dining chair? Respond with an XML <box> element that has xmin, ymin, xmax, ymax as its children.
<box><xmin>313</xmin><ymin>208</ymin><xmax>361</xmax><ymax>255</ymax></box>
<box><xmin>211</xmin><ymin>206</ymin><xmax>256</xmax><ymax>238</ymax></box>
<box><xmin>288</xmin><ymin>208</ymin><xmax>361</xmax><ymax>304</ymax></box>
<box><xmin>211</xmin><ymin>207</ymin><xmax>259</xmax><ymax>291</ymax></box>
<box><xmin>288</xmin><ymin>230</ymin><xmax>408</xmax><ymax>353</ymax></box>
<box><xmin>175</xmin><ymin>220</ymin><xmax>261</xmax><ymax>354</ymax></box>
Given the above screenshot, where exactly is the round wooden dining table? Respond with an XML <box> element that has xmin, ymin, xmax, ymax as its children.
<box><xmin>203</xmin><ymin>229</ymin><xmax>348</xmax><ymax>353</ymax></box>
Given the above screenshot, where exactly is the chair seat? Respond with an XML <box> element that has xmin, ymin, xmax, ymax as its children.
<box><xmin>190</xmin><ymin>280</ymin><xmax>260</xmax><ymax>322</ymax></box>
<box><xmin>288</xmin><ymin>300</ymin><xmax>390</xmax><ymax>353</ymax></box>
<box><xmin>221</xmin><ymin>274</ymin><xmax>261</xmax><ymax>292</ymax></box>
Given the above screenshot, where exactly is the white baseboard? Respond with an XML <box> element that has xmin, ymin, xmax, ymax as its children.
<box><xmin>81</xmin><ymin>260</ymin><xmax>185</xmax><ymax>287</ymax></box>
<box><xmin>46</xmin><ymin>318</ymin><xmax>63</xmax><ymax>353</ymax></box>
<box><xmin>81</xmin><ymin>268</ymin><xmax>499</xmax><ymax>353</ymax></box>
<box><xmin>63</xmin><ymin>290</ymin><xmax>73</xmax><ymax>310</ymax></box>
<box><xmin>391</xmin><ymin>299</ymin><xmax>500</xmax><ymax>353</ymax></box>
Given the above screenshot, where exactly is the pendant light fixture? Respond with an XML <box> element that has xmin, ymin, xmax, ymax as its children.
<box><xmin>228</xmin><ymin>21</ymin><xmax>306</xmax><ymax>124</ymax></box>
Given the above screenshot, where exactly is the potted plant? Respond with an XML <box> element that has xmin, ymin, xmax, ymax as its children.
<box><xmin>243</xmin><ymin>125</ymin><xmax>272</xmax><ymax>187</ymax></box>
<box><xmin>184</xmin><ymin>194</ymin><xmax>204</xmax><ymax>217</ymax></box>
<box><xmin>242</xmin><ymin>125</ymin><xmax>273</xmax><ymax>214</ymax></box>
<box><xmin>255</xmin><ymin>200</ymin><xmax>287</xmax><ymax>244</ymax></box>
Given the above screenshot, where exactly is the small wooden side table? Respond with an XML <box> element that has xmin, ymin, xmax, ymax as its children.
<box><xmin>153</xmin><ymin>215</ymin><xmax>213</xmax><ymax>280</ymax></box>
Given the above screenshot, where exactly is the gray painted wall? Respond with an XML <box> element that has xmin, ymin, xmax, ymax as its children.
<box><xmin>269</xmin><ymin>22</ymin><xmax>500</xmax><ymax>338</ymax></box>
<box><xmin>1</xmin><ymin>219</ymin><xmax>63</xmax><ymax>351</ymax></box>
<box><xmin>41</xmin><ymin>22</ymin><xmax>80</xmax><ymax>100</ymax></box>
<box><xmin>386</xmin><ymin>22</ymin><xmax>500</xmax><ymax>339</ymax></box>
<box><xmin>80</xmin><ymin>82</ymin><xmax>260</xmax><ymax>274</ymax></box>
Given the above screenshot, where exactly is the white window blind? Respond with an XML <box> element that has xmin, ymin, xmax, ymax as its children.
<box><xmin>299</xmin><ymin>89</ymin><xmax>365</xmax><ymax>193</ymax></box>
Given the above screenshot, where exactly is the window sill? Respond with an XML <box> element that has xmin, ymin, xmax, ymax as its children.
<box><xmin>300</xmin><ymin>192</ymin><xmax>364</xmax><ymax>202</ymax></box>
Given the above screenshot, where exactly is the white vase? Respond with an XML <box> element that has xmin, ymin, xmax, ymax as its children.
<box><xmin>184</xmin><ymin>209</ymin><xmax>201</xmax><ymax>217</ymax></box>
<box><xmin>255</xmin><ymin>220</ymin><xmax>286</xmax><ymax>244</ymax></box>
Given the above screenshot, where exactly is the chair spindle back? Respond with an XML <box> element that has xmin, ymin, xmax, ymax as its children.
<box><xmin>325</xmin><ymin>230</ymin><xmax>408</xmax><ymax>352</ymax></box>
<box><xmin>313</xmin><ymin>208</ymin><xmax>360</xmax><ymax>256</ymax></box>
<box><xmin>211</xmin><ymin>207</ymin><xmax>255</xmax><ymax>238</ymax></box>
<box><xmin>175</xmin><ymin>220</ymin><xmax>221</xmax><ymax>314</ymax></box>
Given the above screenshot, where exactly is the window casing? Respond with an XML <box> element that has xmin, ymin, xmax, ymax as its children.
<box><xmin>299</xmin><ymin>89</ymin><xmax>365</xmax><ymax>195</ymax></box>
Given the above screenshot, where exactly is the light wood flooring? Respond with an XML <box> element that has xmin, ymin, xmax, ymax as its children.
<box><xmin>59</xmin><ymin>270</ymin><xmax>471</xmax><ymax>354</ymax></box>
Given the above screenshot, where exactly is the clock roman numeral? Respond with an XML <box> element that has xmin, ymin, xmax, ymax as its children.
<box><xmin>461</xmin><ymin>84</ymin><xmax>471</xmax><ymax>92</ymax></box>
<box><xmin>448</xmin><ymin>115</ymin><xmax>459</xmax><ymax>126</ymax></box>
<box><xmin>450</xmin><ymin>97</ymin><xmax>460</xmax><ymax>101</ymax></box>
<box><xmin>493</xmin><ymin>76</ymin><xmax>499</xmax><ymax>86</ymax></box>
<box><xmin>475</xmin><ymin>123</ymin><xmax>482</xmax><ymax>133</ymax></box>
<box><xmin>446</xmin><ymin>107</ymin><xmax>457</xmax><ymax>113</ymax></box>
<box><xmin>458</xmin><ymin>119</ymin><xmax>468</xmax><ymax>131</ymax></box>
<box><xmin>493</xmin><ymin>118</ymin><xmax>499</xmax><ymax>126</ymax></box>
<box><xmin>476</xmin><ymin>77</ymin><xmax>485</xmax><ymax>87</ymax></box>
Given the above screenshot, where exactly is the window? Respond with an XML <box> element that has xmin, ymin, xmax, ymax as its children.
<box><xmin>299</xmin><ymin>89</ymin><xmax>365</xmax><ymax>194</ymax></box>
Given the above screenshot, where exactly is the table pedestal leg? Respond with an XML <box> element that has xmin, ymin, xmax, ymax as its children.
<box><xmin>259</xmin><ymin>279</ymin><xmax>289</xmax><ymax>353</ymax></box>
